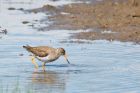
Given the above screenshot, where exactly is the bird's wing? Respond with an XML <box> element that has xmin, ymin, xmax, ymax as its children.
<box><xmin>23</xmin><ymin>46</ymin><xmax>48</xmax><ymax>57</ymax></box>
<box><xmin>34</xmin><ymin>46</ymin><xmax>55</xmax><ymax>53</ymax></box>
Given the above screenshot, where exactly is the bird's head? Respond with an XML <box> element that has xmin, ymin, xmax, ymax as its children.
<box><xmin>57</xmin><ymin>48</ymin><xmax>70</xmax><ymax>64</ymax></box>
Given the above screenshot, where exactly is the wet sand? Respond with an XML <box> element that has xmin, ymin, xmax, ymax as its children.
<box><xmin>28</xmin><ymin>0</ymin><xmax>140</xmax><ymax>43</ymax></box>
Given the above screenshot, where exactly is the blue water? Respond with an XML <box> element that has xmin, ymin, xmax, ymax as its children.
<box><xmin>0</xmin><ymin>0</ymin><xmax>140</xmax><ymax>93</ymax></box>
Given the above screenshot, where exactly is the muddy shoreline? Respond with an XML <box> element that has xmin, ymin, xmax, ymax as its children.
<box><xmin>27</xmin><ymin>0</ymin><xmax>140</xmax><ymax>43</ymax></box>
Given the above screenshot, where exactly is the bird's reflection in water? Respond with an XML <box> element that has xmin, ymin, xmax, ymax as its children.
<box><xmin>30</xmin><ymin>70</ymin><xmax>67</xmax><ymax>93</ymax></box>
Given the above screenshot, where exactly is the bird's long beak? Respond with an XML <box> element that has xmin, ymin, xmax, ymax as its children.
<box><xmin>64</xmin><ymin>54</ymin><xmax>70</xmax><ymax>64</ymax></box>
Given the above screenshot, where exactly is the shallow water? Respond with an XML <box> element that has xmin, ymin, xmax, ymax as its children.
<box><xmin>0</xmin><ymin>0</ymin><xmax>140</xmax><ymax>93</ymax></box>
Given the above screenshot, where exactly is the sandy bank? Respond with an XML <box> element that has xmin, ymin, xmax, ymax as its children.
<box><xmin>28</xmin><ymin>0</ymin><xmax>140</xmax><ymax>43</ymax></box>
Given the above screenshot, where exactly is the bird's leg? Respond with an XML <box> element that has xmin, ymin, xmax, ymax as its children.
<box><xmin>31</xmin><ymin>56</ymin><xmax>38</xmax><ymax>69</ymax></box>
<box><xmin>42</xmin><ymin>62</ymin><xmax>46</xmax><ymax>72</ymax></box>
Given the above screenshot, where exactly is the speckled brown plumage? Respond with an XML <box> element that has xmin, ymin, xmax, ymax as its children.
<box><xmin>23</xmin><ymin>45</ymin><xmax>70</xmax><ymax>70</ymax></box>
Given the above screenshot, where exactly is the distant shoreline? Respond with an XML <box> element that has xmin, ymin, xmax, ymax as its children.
<box><xmin>28</xmin><ymin>0</ymin><xmax>140</xmax><ymax>43</ymax></box>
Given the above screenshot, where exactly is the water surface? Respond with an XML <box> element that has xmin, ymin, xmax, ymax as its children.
<box><xmin>0</xmin><ymin>0</ymin><xmax>140</xmax><ymax>93</ymax></box>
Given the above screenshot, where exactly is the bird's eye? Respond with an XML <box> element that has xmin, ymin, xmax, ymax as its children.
<box><xmin>62</xmin><ymin>51</ymin><xmax>65</xmax><ymax>55</ymax></box>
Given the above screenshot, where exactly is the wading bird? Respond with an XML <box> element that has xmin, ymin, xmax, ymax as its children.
<box><xmin>23</xmin><ymin>45</ymin><xmax>70</xmax><ymax>70</ymax></box>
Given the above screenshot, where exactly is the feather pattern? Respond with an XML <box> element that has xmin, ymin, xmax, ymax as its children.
<box><xmin>23</xmin><ymin>45</ymin><xmax>51</xmax><ymax>57</ymax></box>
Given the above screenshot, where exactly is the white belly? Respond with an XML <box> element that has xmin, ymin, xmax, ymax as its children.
<box><xmin>36</xmin><ymin>56</ymin><xmax>50</xmax><ymax>63</ymax></box>
<box><xmin>35</xmin><ymin>55</ymin><xmax>59</xmax><ymax>63</ymax></box>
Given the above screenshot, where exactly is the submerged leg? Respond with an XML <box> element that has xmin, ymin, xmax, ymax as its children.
<box><xmin>42</xmin><ymin>62</ymin><xmax>46</xmax><ymax>71</ymax></box>
<box><xmin>31</xmin><ymin>56</ymin><xmax>39</xmax><ymax>69</ymax></box>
